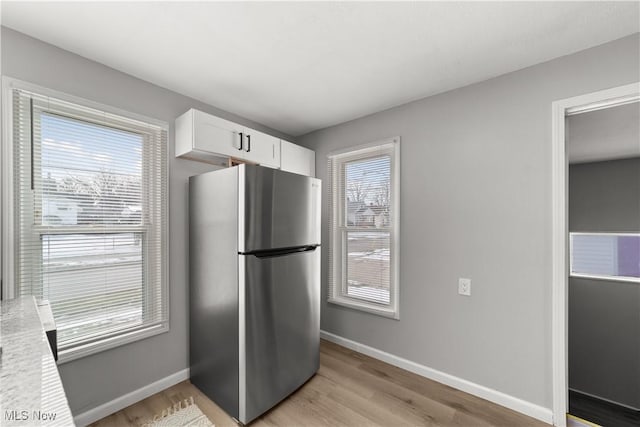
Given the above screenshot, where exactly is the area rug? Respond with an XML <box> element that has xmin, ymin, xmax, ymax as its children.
<box><xmin>142</xmin><ymin>396</ymin><xmax>214</xmax><ymax>427</ymax></box>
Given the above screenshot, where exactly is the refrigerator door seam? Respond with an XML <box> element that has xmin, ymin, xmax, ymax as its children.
<box><xmin>239</xmin><ymin>244</ymin><xmax>320</xmax><ymax>258</ymax></box>
<box><xmin>238</xmin><ymin>164</ymin><xmax>246</xmax><ymax>253</ymax></box>
<box><xmin>238</xmin><ymin>254</ymin><xmax>246</xmax><ymax>422</ymax></box>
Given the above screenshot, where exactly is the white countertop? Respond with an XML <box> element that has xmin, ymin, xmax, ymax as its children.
<box><xmin>0</xmin><ymin>296</ymin><xmax>75</xmax><ymax>426</ymax></box>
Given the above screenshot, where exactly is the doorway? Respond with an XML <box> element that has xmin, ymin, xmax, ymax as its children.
<box><xmin>566</xmin><ymin>102</ymin><xmax>640</xmax><ymax>426</ymax></box>
<box><xmin>551</xmin><ymin>82</ymin><xmax>640</xmax><ymax>427</ymax></box>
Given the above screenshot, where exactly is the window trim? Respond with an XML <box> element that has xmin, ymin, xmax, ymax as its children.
<box><xmin>1</xmin><ymin>77</ymin><xmax>170</xmax><ymax>362</ymax></box>
<box><xmin>327</xmin><ymin>137</ymin><xmax>400</xmax><ymax>319</ymax></box>
<box><xmin>569</xmin><ymin>231</ymin><xmax>640</xmax><ymax>284</ymax></box>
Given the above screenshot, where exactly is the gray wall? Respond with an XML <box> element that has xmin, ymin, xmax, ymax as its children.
<box><xmin>569</xmin><ymin>157</ymin><xmax>640</xmax><ymax>233</ymax></box>
<box><xmin>298</xmin><ymin>33</ymin><xmax>640</xmax><ymax>409</ymax></box>
<box><xmin>0</xmin><ymin>27</ymin><xmax>294</xmax><ymax>415</ymax></box>
<box><xmin>567</xmin><ymin>102</ymin><xmax>640</xmax><ymax>164</ymax></box>
<box><xmin>568</xmin><ymin>157</ymin><xmax>640</xmax><ymax>408</ymax></box>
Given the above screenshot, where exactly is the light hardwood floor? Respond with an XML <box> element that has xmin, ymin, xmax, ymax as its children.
<box><xmin>92</xmin><ymin>340</ymin><xmax>549</xmax><ymax>426</ymax></box>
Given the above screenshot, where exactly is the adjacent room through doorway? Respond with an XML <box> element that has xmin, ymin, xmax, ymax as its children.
<box><xmin>566</xmin><ymin>101</ymin><xmax>640</xmax><ymax>427</ymax></box>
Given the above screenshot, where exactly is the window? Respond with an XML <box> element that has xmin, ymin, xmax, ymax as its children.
<box><xmin>570</xmin><ymin>232</ymin><xmax>640</xmax><ymax>283</ymax></box>
<box><xmin>328</xmin><ymin>138</ymin><xmax>400</xmax><ymax>318</ymax></box>
<box><xmin>6</xmin><ymin>82</ymin><xmax>168</xmax><ymax>361</ymax></box>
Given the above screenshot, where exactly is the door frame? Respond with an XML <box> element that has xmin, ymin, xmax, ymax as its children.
<box><xmin>551</xmin><ymin>82</ymin><xmax>640</xmax><ymax>426</ymax></box>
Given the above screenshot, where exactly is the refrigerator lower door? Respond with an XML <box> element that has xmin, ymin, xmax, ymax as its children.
<box><xmin>239</xmin><ymin>247</ymin><xmax>320</xmax><ymax>423</ymax></box>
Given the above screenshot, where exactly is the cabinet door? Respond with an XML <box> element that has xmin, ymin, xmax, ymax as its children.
<box><xmin>193</xmin><ymin>110</ymin><xmax>245</xmax><ymax>158</ymax></box>
<box><xmin>241</xmin><ymin>129</ymin><xmax>281</xmax><ymax>168</ymax></box>
<box><xmin>280</xmin><ymin>141</ymin><xmax>315</xmax><ymax>177</ymax></box>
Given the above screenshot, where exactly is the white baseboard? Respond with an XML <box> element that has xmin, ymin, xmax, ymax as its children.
<box><xmin>73</xmin><ymin>368</ymin><xmax>190</xmax><ymax>426</ymax></box>
<box><xmin>320</xmin><ymin>330</ymin><xmax>553</xmax><ymax>425</ymax></box>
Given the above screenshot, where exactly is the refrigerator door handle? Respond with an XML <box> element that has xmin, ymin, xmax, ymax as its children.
<box><xmin>248</xmin><ymin>245</ymin><xmax>319</xmax><ymax>259</ymax></box>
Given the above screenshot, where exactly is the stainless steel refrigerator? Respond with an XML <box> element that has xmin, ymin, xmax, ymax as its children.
<box><xmin>189</xmin><ymin>164</ymin><xmax>321</xmax><ymax>424</ymax></box>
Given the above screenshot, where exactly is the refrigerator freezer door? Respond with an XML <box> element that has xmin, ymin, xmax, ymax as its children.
<box><xmin>240</xmin><ymin>165</ymin><xmax>321</xmax><ymax>253</ymax></box>
<box><xmin>239</xmin><ymin>247</ymin><xmax>320</xmax><ymax>423</ymax></box>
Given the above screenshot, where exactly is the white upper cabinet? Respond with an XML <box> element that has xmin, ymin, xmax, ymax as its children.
<box><xmin>280</xmin><ymin>140</ymin><xmax>315</xmax><ymax>177</ymax></box>
<box><xmin>243</xmin><ymin>129</ymin><xmax>281</xmax><ymax>168</ymax></box>
<box><xmin>175</xmin><ymin>109</ymin><xmax>281</xmax><ymax>168</ymax></box>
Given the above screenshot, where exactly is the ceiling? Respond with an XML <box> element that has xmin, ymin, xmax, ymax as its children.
<box><xmin>2</xmin><ymin>2</ymin><xmax>639</xmax><ymax>137</ymax></box>
<box><xmin>568</xmin><ymin>102</ymin><xmax>640</xmax><ymax>164</ymax></box>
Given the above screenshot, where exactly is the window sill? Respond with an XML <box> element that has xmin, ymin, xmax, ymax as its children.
<box><xmin>328</xmin><ymin>297</ymin><xmax>399</xmax><ymax>320</ymax></box>
<box><xmin>569</xmin><ymin>273</ymin><xmax>640</xmax><ymax>284</ymax></box>
<box><xmin>57</xmin><ymin>323</ymin><xmax>169</xmax><ymax>364</ymax></box>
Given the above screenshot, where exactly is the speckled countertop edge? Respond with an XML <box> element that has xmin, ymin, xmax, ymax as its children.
<box><xmin>1</xmin><ymin>296</ymin><xmax>75</xmax><ymax>426</ymax></box>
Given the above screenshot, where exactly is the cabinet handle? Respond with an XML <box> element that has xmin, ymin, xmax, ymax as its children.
<box><xmin>246</xmin><ymin>135</ymin><xmax>251</xmax><ymax>152</ymax></box>
<box><xmin>238</xmin><ymin>132</ymin><xmax>244</xmax><ymax>151</ymax></box>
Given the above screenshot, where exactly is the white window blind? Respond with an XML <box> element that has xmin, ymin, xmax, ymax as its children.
<box><xmin>328</xmin><ymin>138</ymin><xmax>400</xmax><ymax>318</ymax></box>
<box><xmin>570</xmin><ymin>232</ymin><xmax>640</xmax><ymax>283</ymax></box>
<box><xmin>9</xmin><ymin>86</ymin><xmax>168</xmax><ymax>361</ymax></box>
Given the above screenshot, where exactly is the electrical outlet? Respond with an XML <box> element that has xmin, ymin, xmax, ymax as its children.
<box><xmin>458</xmin><ymin>278</ymin><xmax>471</xmax><ymax>296</ymax></box>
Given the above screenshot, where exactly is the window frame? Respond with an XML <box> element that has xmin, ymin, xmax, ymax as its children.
<box><xmin>569</xmin><ymin>231</ymin><xmax>640</xmax><ymax>284</ymax></box>
<box><xmin>1</xmin><ymin>77</ymin><xmax>170</xmax><ymax>363</ymax></box>
<box><xmin>327</xmin><ymin>137</ymin><xmax>400</xmax><ymax>319</ymax></box>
